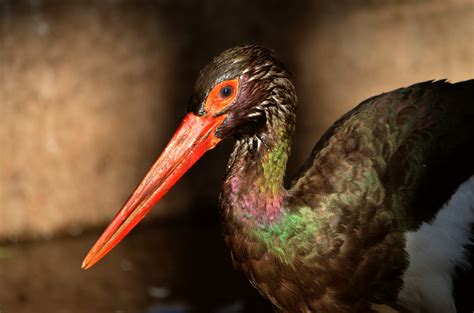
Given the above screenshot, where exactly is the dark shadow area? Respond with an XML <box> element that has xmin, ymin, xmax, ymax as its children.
<box><xmin>0</xmin><ymin>221</ymin><xmax>273</xmax><ymax>313</ymax></box>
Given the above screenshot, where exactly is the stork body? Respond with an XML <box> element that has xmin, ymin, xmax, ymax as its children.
<box><xmin>83</xmin><ymin>46</ymin><xmax>474</xmax><ymax>313</ymax></box>
<box><xmin>219</xmin><ymin>75</ymin><xmax>474</xmax><ymax>312</ymax></box>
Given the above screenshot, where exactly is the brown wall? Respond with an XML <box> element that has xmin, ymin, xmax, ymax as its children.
<box><xmin>1</xmin><ymin>0</ymin><xmax>473</xmax><ymax>240</ymax></box>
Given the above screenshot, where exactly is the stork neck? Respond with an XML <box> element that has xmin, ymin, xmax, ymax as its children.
<box><xmin>222</xmin><ymin>120</ymin><xmax>294</xmax><ymax>224</ymax></box>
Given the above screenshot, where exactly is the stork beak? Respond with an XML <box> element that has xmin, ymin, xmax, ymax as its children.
<box><xmin>82</xmin><ymin>113</ymin><xmax>226</xmax><ymax>269</ymax></box>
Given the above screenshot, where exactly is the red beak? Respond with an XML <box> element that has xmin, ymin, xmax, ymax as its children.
<box><xmin>82</xmin><ymin>113</ymin><xmax>226</xmax><ymax>269</ymax></box>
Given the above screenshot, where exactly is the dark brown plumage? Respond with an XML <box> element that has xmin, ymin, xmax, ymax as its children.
<box><xmin>210</xmin><ymin>47</ymin><xmax>474</xmax><ymax>312</ymax></box>
<box><xmin>84</xmin><ymin>45</ymin><xmax>474</xmax><ymax>313</ymax></box>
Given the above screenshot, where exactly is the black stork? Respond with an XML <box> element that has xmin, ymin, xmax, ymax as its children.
<box><xmin>83</xmin><ymin>46</ymin><xmax>474</xmax><ymax>313</ymax></box>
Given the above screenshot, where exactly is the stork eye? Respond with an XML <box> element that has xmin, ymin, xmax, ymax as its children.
<box><xmin>204</xmin><ymin>78</ymin><xmax>239</xmax><ymax>114</ymax></box>
<box><xmin>219</xmin><ymin>85</ymin><xmax>233</xmax><ymax>98</ymax></box>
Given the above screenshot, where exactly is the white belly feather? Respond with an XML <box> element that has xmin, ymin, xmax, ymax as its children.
<box><xmin>398</xmin><ymin>176</ymin><xmax>474</xmax><ymax>313</ymax></box>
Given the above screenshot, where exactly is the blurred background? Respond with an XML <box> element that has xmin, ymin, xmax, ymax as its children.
<box><xmin>0</xmin><ymin>0</ymin><xmax>472</xmax><ymax>312</ymax></box>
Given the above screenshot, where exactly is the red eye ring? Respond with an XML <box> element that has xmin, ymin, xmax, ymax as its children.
<box><xmin>204</xmin><ymin>78</ymin><xmax>239</xmax><ymax>115</ymax></box>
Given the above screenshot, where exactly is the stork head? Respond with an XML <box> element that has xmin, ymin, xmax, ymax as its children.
<box><xmin>82</xmin><ymin>45</ymin><xmax>295</xmax><ymax>269</ymax></box>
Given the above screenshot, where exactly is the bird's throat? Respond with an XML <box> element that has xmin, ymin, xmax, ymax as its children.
<box><xmin>221</xmin><ymin>127</ymin><xmax>292</xmax><ymax>225</ymax></box>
